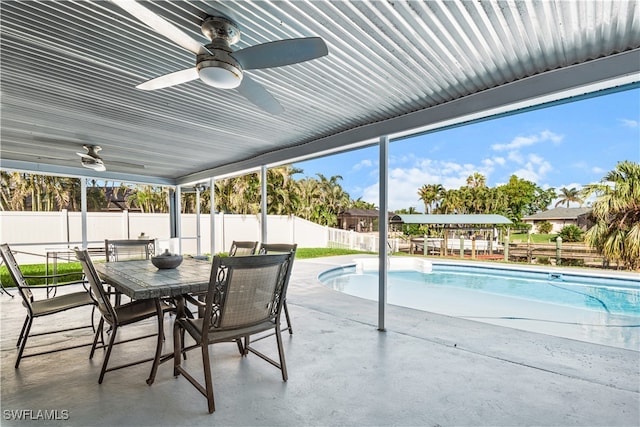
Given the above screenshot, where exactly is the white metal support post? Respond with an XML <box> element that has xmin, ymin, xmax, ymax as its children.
<box><xmin>210</xmin><ymin>177</ymin><xmax>216</xmax><ymax>256</ymax></box>
<box><xmin>378</xmin><ymin>135</ymin><xmax>389</xmax><ymax>331</ymax></box>
<box><xmin>195</xmin><ymin>186</ymin><xmax>201</xmax><ymax>256</ymax></box>
<box><xmin>81</xmin><ymin>178</ymin><xmax>87</xmax><ymax>249</ymax></box>
<box><xmin>261</xmin><ymin>165</ymin><xmax>268</xmax><ymax>244</ymax></box>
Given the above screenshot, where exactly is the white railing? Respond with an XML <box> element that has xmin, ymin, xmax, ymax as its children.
<box><xmin>327</xmin><ymin>228</ymin><xmax>401</xmax><ymax>253</ymax></box>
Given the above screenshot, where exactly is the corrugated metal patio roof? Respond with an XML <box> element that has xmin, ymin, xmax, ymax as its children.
<box><xmin>1</xmin><ymin>1</ymin><xmax>639</xmax><ymax>185</ymax></box>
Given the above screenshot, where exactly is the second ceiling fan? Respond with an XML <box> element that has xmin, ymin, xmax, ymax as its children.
<box><xmin>113</xmin><ymin>0</ymin><xmax>329</xmax><ymax>114</ymax></box>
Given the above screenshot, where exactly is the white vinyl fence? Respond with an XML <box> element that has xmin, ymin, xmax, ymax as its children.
<box><xmin>0</xmin><ymin>211</ymin><xmax>387</xmax><ymax>264</ymax></box>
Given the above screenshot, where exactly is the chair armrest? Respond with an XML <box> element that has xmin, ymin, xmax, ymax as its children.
<box><xmin>183</xmin><ymin>293</ymin><xmax>206</xmax><ymax>308</ymax></box>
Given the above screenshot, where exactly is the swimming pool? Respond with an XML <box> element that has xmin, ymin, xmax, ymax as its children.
<box><xmin>319</xmin><ymin>258</ymin><xmax>640</xmax><ymax>350</ymax></box>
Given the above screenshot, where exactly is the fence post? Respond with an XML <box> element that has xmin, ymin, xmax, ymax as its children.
<box><xmin>556</xmin><ymin>236</ymin><xmax>562</xmax><ymax>265</ymax></box>
<box><xmin>471</xmin><ymin>236</ymin><xmax>476</xmax><ymax>260</ymax></box>
<box><xmin>459</xmin><ymin>237</ymin><xmax>464</xmax><ymax>259</ymax></box>
<box><xmin>424</xmin><ymin>235</ymin><xmax>428</xmax><ymax>257</ymax></box>
<box><xmin>503</xmin><ymin>236</ymin><xmax>509</xmax><ymax>262</ymax></box>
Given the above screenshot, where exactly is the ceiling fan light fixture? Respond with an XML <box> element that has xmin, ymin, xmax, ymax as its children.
<box><xmin>198</xmin><ymin>62</ymin><xmax>242</xmax><ymax>89</ymax></box>
<box><xmin>81</xmin><ymin>158</ymin><xmax>106</xmax><ymax>172</ymax></box>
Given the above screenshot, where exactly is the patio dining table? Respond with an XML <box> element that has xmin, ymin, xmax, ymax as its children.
<box><xmin>94</xmin><ymin>257</ymin><xmax>213</xmax><ymax>382</ymax></box>
<box><xmin>94</xmin><ymin>257</ymin><xmax>212</xmax><ymax>301</ymax></box>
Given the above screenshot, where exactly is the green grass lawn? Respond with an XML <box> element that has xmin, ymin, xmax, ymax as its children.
<box><xmin>1</xmin><ymin>262</ymin><xmax>84</xmax><ymax>287</ymax></box>
<box><xmin>295</xmin><ymin>248</ymin><xmax>375</xmax><ymax>259</ymax></box>
<box><xmin>510</xmin><ymin>233</ymin><xmax>558</xmax><ymax>244</ymax></box>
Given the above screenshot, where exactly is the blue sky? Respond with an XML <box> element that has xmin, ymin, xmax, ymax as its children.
<box><xmin>294</xmin><ymin>88</ymin><xmax>640</xmax><ymax>212</ymax></box>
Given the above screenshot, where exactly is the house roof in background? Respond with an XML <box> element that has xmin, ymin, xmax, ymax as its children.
<box><xmin>1</xmin><ymin>1</ymin><xmax>638</xmax><ymax>186</ymax></box>
<box><xmin>523</xmin><ymin>207</ymin><xmax>592</xmax><ymax>221</ymax></box>
<box><xmin>339</xmin><ymin>209</ymin><xmax>381</xmax><ymax>218</ymax></box>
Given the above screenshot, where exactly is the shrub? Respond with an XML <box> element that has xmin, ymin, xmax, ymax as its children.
<box><xmin>562</xmin><ymin>258</ymin><xmax>585</xmax><ymax>267</ymax></box>
<box><xmin>536</xmin><ymin>256</ymin><xmax>551</xmax><ymax>265</ymax></box>
<box><xmin>558</xmin><ymin>225</ymin><xmax>584</xmax><ymax>242</ymax></box>
<box><xmin>536</xmin><ymin>221</ymin><xmax>553</xmax><ymax>234</ymax></box>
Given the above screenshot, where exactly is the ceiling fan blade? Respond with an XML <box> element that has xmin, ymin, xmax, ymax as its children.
<box><xmin>76</xmin><ymin>152</ymin><xmax>94</xmax><ymax>160</ymax></box>
<box><xmin>234</xmin><ymin>37</ymin><xmax>328</xmax><ymax>70</ymax></box>
<box><xmin>236</xmin><ymin>75</ymin><xmax>284</xmax><ymax>115</ymax></box>
<box><xmin>137</xmin><ymin>68</ymin><xmax>199</xmax><ymax>90</ymax></box>
<box><xmin>111</xmin><ymin>0</ymin><xmax>203</xmax><ymax>54</ymax></box>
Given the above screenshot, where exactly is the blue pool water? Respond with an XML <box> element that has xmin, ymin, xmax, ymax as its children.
<box><xmin>320</xmin><ymin>261</ymin><xmax>640</xmax><ymax>349</ymax></box>
<box><xmin>319</xmin><ymin>264</ymin><xmax>640</xmax><ymax>317</ymax></box>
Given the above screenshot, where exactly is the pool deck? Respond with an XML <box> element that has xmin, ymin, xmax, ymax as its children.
<box><xmin>1</xmin><ymin>255</ymin><xmax>638</xmax><ymax>426</ymax></box>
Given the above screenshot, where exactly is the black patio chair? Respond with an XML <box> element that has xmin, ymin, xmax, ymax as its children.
<box><xmin>0</xmin><ymin>243</ymin><xmax>96</xmax><ymax>368</ymax></box>
<box><xmin>228</xmin><ymin>240</ymin><xmax>259</xmax><ymax>256</ymax></box>
<box><xmin>75</xmin><ymin>248</ymin><xmax>171</xmax><ymax>385</ymax></box>
<box><xmin>258</xmin><ymin>243</ymin><xmax>297</xmax><ymax>334</ymax></box>
<box><xmin>173</xmin><ymin>252</ymin><xmax>294</xmax><ymax>413</ymax></box>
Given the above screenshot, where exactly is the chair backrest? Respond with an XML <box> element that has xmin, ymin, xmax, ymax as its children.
<box><xmin>75</xmin><ymin>249</ymin><xmax>116</xmax><ymax>323</ymax></box>
<box><xmin>258</xmin><ymin>243</ymin><xmax>298</xmax><ymax>255</ymax></box>
<box><xmin>105</xmin><ymin>239</ymin><xmax>155</xmax><ymax>262</ymax></box>
<box><xmin>0</xmin><ymin>243</ymin><xmax>34</xmax><ymax>310</ymax></box>
<box><xmin>228</xmin><ymin>241</ymin><xmax>258</xmax><ymax>257</ymax></box>
<box><xmin>202</xmin><ymin>253</ymin><xmax>293</xmax><ymax>333</ymax></box>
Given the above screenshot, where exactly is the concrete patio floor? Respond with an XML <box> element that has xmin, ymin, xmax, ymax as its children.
<box><xmin>1</xmin><ymin>255</ymin><xmax>638</xmax><ymax>426</ymax></box>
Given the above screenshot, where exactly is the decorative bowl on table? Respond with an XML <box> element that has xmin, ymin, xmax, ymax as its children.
<box><xmin>151</xmin><ymin>250</ymin><xmax>183</xmax><ymax>269</ymax></box>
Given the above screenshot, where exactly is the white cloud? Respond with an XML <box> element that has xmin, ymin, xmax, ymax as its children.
<box><xmin>351</xmin><ymin>159</ymin><xmax>373</xmax><ymax>171</ymax></box>
<box><xmin>361</xmin><ymin>158</ymin><xmax>494</xmax><ymax>211</ymax></box>
<box><xmin>508</xmin><ymin>151</ymin><xmax>524</xmax><ymax>164</ymax></box>
<box><xmin>491</xmin><ymin>130</ymin><xmax>563</xmax><ymax>151</ymax></box>
<box><xmin>480</xmin><ymin>157</ymin><xmax>507</xmax><ymax>168</ymax></box>
<box><xmin>509</xmin><ymin>154</ymin><xmax>553</xmax><ymax>183</ymax></box>
<box><xmin>620</xmin><ymin>118</ymin><xmax>639</xmax><ymax>128</ymax></box>
<box><xmin>591</xmin><ymin>166</ymin><xmax>605</xmax><ymax>174</ymax></box>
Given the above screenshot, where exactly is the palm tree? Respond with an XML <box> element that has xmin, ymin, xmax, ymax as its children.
<box><xmin>315</xmin><ymin>174</ymin><xmax>349</xmax><ymax>226</ymax></box>
<box><xmin>296</xmin><ymin>177</ymin><xmax>322</xmax><ymax>222</ymax></box>
<box><xmin>418</xmin><ymin>184</ymin><xmax>444</xmax><ymax>214</ymax></box>
<box><xmin>582</xmin><ymin>161</ymin><xmax>640</xmax><ymax>270</ymax></box>
<box><xmin>350</xmin><ymin>198</ymin><xmax>377</xmax><ymax>210</ymax></box>
<box><xmin>266</xmin><ymin>166</ymin><xmax>302</xmax><ymax>215</ymax></box>
<box><xmin>555</xmin><ymin>187</ymin><xmax>583</xmax><ymax>207</ymax></box>
<box><xmin>466</xmin><ymin>172</ymin><xmax>486</xmax><ymax>188</ymax></box>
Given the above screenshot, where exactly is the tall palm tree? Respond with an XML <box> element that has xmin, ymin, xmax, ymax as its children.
<box><xmin>582</xmin><ymin>161</ymin><xmax>640</xmax><ymax>270</ymax></box>
<box><xmin>418</xmin><ymin>184</ymin><xmax>444</xmax><ymax>213</ymax></box>
<box><xmin>315</xmin><ymin>174</ymin><xmax>349</xmax><ymax>226</ymax></box>
<box><xmin>296</xmin><ymin>177</ymin><xmax>322</xmax><ymax>222</ymax></box>
<box><xmin>466</xmin><ymin>172</ymin><xmax>486</xmax><ymax>188</ymax></box>
<box><xmin>350</xmin><ymin>198</ymin><xmax>377</xmax><ymax>210</ymax></box>
<box><xmin>555</xmin><ymin>187</ymin><xmax>583</xmax><ymax>207</ymax></box>
<box><xmin>266</xmin><ymin>166</ymin><xmax>302</xmax><ymax>215</ymax></box>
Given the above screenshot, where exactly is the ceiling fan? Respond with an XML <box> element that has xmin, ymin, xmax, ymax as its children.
<box><xmin>77</xmin><ymin>145</ymin><xmax>106</xmax><ymax>172</ymax></box>
<box><xmin>112</xmin><ymin>0</ymin><xmax>328</xmax><ymax>114</ymax></box>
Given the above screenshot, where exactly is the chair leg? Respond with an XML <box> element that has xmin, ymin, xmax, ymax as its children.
<box><xmin>98</xmin><ymin>324</ymin><xmax>118</xmax><ymax>384</ymax></box>
<box><xmin>275</xmin><ymin>327</ymin><xmax>288</xmax><ymax>382</ymax></box>
<box><xmin>146</xmin><ymin>300</ymin><xmax>165</xmax><ymax>385</ymax></box>
<box><xmin>173</xmin><ymin>321</ymin><xmax>182</xmax><ymax>376</ymax></box>
<box><xmin>16</xmin><ymin>316</ymin><xmax>29</xmax><ymax>348</ymax></box>
<box><xmin>201</xmin><ymin>344</ymin><xmax>215</xmax><ymax>413</ymax></box>
<box><xmin>90</xmin><ymin>317</ymin><xmax>104</xmax><ymax>359</ymax></box>
<box><xmin>15</xmin><ymin>316</ymin><xmax>33</xmax><ymax>368</ymax></box>
<box><xmin>283</xmin><ymin>300</ymin><xmax>293</xmax><ymax>334</ymax></box>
